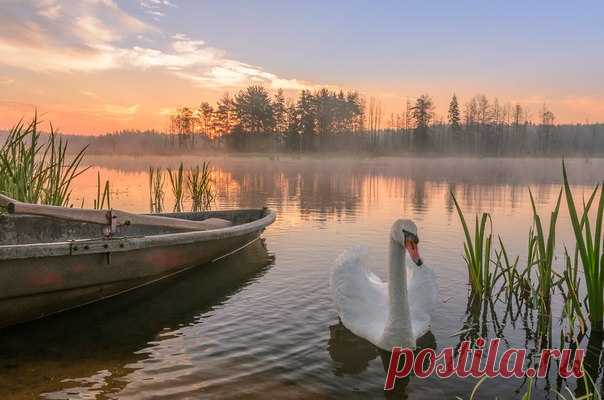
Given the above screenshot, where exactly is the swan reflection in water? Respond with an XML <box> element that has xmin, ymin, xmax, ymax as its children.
<box><xmin>328</xmin><ymin>320</ymin><xmax>436</xmax><ymax>397</ymax></box>
<box><xmin>0</xmin><ymin>238</ymin><xmax>274</xmax><ymax>399</ymax></box>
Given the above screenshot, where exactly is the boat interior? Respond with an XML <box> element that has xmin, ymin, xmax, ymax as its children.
<box><xmin>0</xmin><ymin>209</ymin><xmax>267</xmax><ymax>245</ymax></box>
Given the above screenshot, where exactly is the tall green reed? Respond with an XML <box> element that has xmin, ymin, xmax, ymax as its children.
<box><xmin>0</xmin><ymin>114</ymin><xmax>88</xmax><ymax>206</ymax></box>
<box><xmin>528</xmin><ymin>188</ymin><xmax>561</xmax><ymax>307</ymax></box>
<box><xmin>186</xmin><ymin>162</ymin><xmax>214</xmax><ymax>212</ymax></box>
<box><xmin>463</xmin><ymin>375</ymin><xmax>600</xmax><ymax>400</ymax></box>
<box><xmin>493</xmin><ymin>236</ymin><xmax>520</xmax><ymax>298</ymax></box>
<box><xmin>167</xmin><ymin>162</ymin><xmax>185</xmax><ymax>212</ymax></box>
<box><xmin>562</xmin><ymin>162</ymin><xmax>604</xmax><ymax>331</ymax></box>
<box><xmin>93</xmin><ymin>172</ymin><xmax>112</xmax><ymax>210</ymax></box>
<box><xmin>149</xmin><ymin>167</ymin><xmax>165</xmax><ymax>213</ymax></box>
<box><xmin>0</xmin><ymin>117</ymin><xmax>46</xmax><ymax>203</ymax></box>
<box><xmin>452</xmin><ymin>192</ymin><xmax>494</xmax><ymax>295</ymax></box>
<box><xmin>41</xmin><ymin>126</ymin><xmax>88</xmax><ymax>206</ymax></box>
<box><xmin>558</xmin><ymin>246</ymin><xmax>587</xmax><ymax>341</ymax></box>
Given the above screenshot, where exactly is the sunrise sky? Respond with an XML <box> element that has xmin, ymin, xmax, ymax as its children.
<box><xmin>1</xmin><ymin>0</ymin><xmax>603</xmax><ymax>134</ymax></box>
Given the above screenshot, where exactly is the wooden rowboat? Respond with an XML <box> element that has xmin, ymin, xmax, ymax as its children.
<box><xmin>0</xmin><ymin>207</ymin><xmax>276</xmax><ymax>329</ymax></box>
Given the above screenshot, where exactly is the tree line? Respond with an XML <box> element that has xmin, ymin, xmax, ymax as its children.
<box><xmin>163</xmin><ymin>85</ymin><xmax>604</xmax><ymax>155</ymax></box>
<box><xmin>168</xmin><ymin>86</ymin><xmax>364</xmax><ymax>152</ymax></box>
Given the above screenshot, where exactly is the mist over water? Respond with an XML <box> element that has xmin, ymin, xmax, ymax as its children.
<box><xmin>1</xmin><ymin>156</ymin><xmax>603</xmax><ymax>399</ymax></box>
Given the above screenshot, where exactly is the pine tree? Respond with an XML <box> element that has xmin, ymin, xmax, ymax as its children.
<box><xmin>448</xmin><ymin>94</ymin><xmax>461</xmax><ymax>132</ymax></box>
<box><xmin>297</xmin><ymin>90</ymin><xmax>316</xmax><ymax>151</ymax></box>
<box><xmin>234</xmin><ymin>85</ymin><xmax>275</xmax><ymax>134</ymax></box>
<box><xmin>272</xmin><ymin>89</ymin><xmax>287</xmax><ymax>134</ymax></box>
<box><xmin>411</xmin><ymin>94</ymin><xmax>434</xmax><ymax>151</ymax></box>
<box><xmin>197</xmin><ymin>102</ymin><xmax>214</xmax><ymax>138</ymax></box>
<box><xmin>215</xmin><ymin>93</ymin><xmax>236</xmax><ymax>136</ymax></box>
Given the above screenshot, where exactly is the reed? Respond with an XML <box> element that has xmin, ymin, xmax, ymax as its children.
<box><xmin>0</xmin><ymin>117</ymin><xmax>45</xmax><ymax>203</ymax></box>
<box><xmin>562</xmin><ymin>162</ymin><xmax>604</xmax><ymax>331</ymax></box>
<box><xmin>41</xmin><ymin>126</ymin><xmax>88</xmax><ymax>206</ymax></box>
<box><xmin>93</xmin><ymin>172</ymin><xmax>112</xmax><ymax>210</ymax></box>
<box><xmin>512</xmin><ymin>229</ymin><xmax>536</xmax><ymax>300</ymax></box>
<box><xmin>465</xmin><ymin>376</ymin><xmax>598</xmax><ymax>400</ymax></box>
<box><xmin>167</xmin><ymin>162</ymin><xmax>185</xmax><ymax>212</ymax></box>
<box><xmin>528</xmin><ymin>188</ymin><xmax>562</xmax><ymax>307</ymax></box>
<box><xmin>149</xmin><ymin>167</ymin><xmax>165</xmax><ymax>213</ymax></box>
<box><xmin>558</xmin><ymin>246</ymin><xmax>587</xmax><ymax>341</ymax></box>
<box><xmin>0</xmin><ymin>114</ymin><xmax>88</xmax><ymax>206</ymax></box>
<box><xmin>186</xmin><ymin>162</ymin><xmax>214</xmax><ymax>212</ymax></box>
<box><xmin>554</xmin><ymin>372</ymin><xmax>600</xmax><ymax>400</ymax></box>
<box><xmin>451</xmin><ymin>192</ymin><xmax>494</xmax><ymax>295</ymax></box>
<box><xmin>455</xmin><ymin>376</ymin><xmax>488</xmax><ymax>400</ymax></box>
<box><xmin>493</xmin><ymin>236</ymin><xmax>520</xmax><ymax>297</ymax></box>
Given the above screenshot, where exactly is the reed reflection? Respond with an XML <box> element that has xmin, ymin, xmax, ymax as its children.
<box><xmin>77</xmin><ymin>157</ymin><xmax>604</xmax><ymax>221</ymax></box>
<box><xmin>451</xmin><ymin>280</ymin><xmax>604</xmax><ymax>397</ymax></box>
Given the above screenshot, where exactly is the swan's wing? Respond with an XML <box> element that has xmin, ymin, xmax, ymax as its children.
<box><xmin>407</xmin><ymin>262</ymin><xmax>438</xmax><ymax>338</ymax></box>
<box><xmin>330</xmin><ymin>246</ymin><xmax>388</xmax><ymax>345</ymax></box>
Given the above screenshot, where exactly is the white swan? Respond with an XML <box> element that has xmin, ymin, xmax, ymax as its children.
<box><xmin>330</xmin><ymin>219</ymin><xmax>438</xmax><ymax>351</ymax></box>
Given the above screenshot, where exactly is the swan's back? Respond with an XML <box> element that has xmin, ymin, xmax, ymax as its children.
<box><xmin>330</xmin><ymin>246</ymin><xmax>388</xmax><ymax>345</ymax></box>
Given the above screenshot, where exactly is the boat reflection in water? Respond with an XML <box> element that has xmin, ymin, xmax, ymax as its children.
<box><xmin>0</xmin><ymin>239</ymin><xmax>274</xmax><ymax>399</ymax></box>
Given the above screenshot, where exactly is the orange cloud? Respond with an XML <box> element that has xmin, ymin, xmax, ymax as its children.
<box><xmin>0</xmin><ymin>1</ymin><xmax>324</xmax><ymax>133</ymax></box>
<box><xmin>0</xmin><ymin>2</ymin><xmax>319</xmax><ymax>90</ymax></box>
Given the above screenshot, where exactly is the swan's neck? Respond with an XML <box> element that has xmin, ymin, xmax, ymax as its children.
<box><xmin>381</xmin><ymin>238</ymin><xmax>414</xmax><ymax>348</ymax></box>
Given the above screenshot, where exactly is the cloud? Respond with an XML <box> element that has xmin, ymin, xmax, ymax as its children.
<box><xmin>75</xmin><ymin>15</ymin><xmax>122</xmax><ymax>43</ymax></box>
<box><xmin>52</xmin><ymin>102</ymin><xmax>141</xmax><ymax>120</ymax></box>
<box><xmin>37</xmin><ymin>0</ymin><xmax>62</xmax><ymax>19</ymax></box>
<box><xmin>139</xmin><ymin>0</ymin><xmax>176</xmax><ymax>19</ymax></box>
<box><xmin>0</xmin><ymin>77</ymin><xmax>15</xmax><ymax>85</ymax></box>
<box><xmin>80</xmin><ymin>90</ymin><xmax>100</xmax><ymax>99</ymax></box>
<box><xmin>158</xmin><ymin>107</ymin><xmax>178</xmax><ymax>116</ymax></box>
<box><xmin>0</xmin><ymin>2</ymin><xmax>318</xmax><ymax>90</ymax></box>
<box><xmin>102</xmin><ymin>103</ymin><xmax>140</xmax><ymax>117</ymax></box>
<box><xmin>174</xmin><ymin>60</ymin><xmax>316</xmax><ymax>90</ymax></box>
<box><xmin>0</xmin><ymin>100</ymin><xmax>140</xmax><ymax>129</ymax></box>
<box><xmin>559</xmin><ymin>95</ymin><xmax>604</xmax><ymax>120</ymax></box>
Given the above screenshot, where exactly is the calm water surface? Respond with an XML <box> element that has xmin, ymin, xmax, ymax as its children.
<box><xmin>1</xmin><ymin>156</ymin><xmax>603</xmax><ymax>399</ymax></box>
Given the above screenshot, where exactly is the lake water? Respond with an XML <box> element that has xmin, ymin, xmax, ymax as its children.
<box><xmin>1</xmin><ymin>156</ymin><xmax>603</xmax><ymax>399</ymax></box>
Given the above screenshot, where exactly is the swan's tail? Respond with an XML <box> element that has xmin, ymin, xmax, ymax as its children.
<box><xmin>330</xmin><ymin>245</ymin><xmax>369</xmax><ymax>312</ymax></box>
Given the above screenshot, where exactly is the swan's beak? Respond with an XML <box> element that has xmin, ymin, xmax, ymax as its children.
<box><xmin>404</xmin><ymin>239</ymin><xmax>423</xmax><ymax>266</ymax></box>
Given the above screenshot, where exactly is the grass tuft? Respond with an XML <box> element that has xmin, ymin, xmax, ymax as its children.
<box><xmin>562</xmin><ymin>161</ymin><xmax>604</xmax><ymax>331</ymax></box>
<box><xmin>93</xmin><ymin>172</ymin><xmax>112</xmax><ymax>210</ymax></box>
<box><xmin>528</xmin><ymin>188</ymin><xmax>562</xmax><ymax>308</ymax></box>
<box><xmin>451</xmin><ymin>191</ymin><xmax>494</xmax><ymax>295</ymax></box>
<box><xmin>149</xmin><ymin>167</ymin><xmax>165</xmax><ymax>213</ymax></box>
<box><xmin>0</xmin><ymin>113</ymin><xmax>88</xmax><ymax>207</ymax></box>
<box><xmin>167</xmin><ymin>162</ymin><xmax>185</xmax><ymax>212</ymax></box>
<box><xmin>186</xmin><ymin>162</ymin><xmax>214</xmax><ymax>212</ymax></box>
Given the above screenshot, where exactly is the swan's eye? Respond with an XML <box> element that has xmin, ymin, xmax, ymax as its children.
<box><xmin>403</xmin><ymin>231</ymin><xmax>419</xmax><ymax>244</ymax></box>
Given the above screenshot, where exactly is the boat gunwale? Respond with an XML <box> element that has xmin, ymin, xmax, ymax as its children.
<box><xmin>0</xmin><ymin>208</ymin><xmax>276</xmax><ymax>261</ymax></box>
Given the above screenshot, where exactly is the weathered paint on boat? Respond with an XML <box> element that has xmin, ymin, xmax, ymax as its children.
<box><xmin>0</xmin><ymin>208</ymin><xmax>275</xmax><ymax>329</ymax></box>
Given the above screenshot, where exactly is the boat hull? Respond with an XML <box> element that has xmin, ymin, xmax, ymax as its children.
<box><xmin>0</xmin><ymin>209</ymin><xmax>275</xmax><ymax>328</ymax></box>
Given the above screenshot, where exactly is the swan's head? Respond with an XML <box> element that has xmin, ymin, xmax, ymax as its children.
<box><xmin>391</xmin><ymin>219</ymin><xmax>423</xmax><ymax>266</ymax></box>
